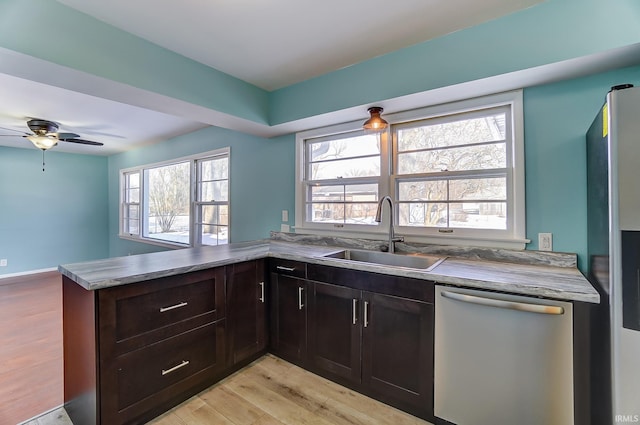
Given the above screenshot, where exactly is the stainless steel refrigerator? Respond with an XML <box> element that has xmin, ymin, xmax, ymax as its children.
<box><xmin>587</xmin><ymin>84</ymin><xmax>640</xmax><ymax>424</ymax></box>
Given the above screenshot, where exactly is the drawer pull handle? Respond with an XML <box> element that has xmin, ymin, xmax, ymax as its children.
<box><xmin>161</xmin><ymin>360</ymin><xmax>190</xmax><ymax>376</ymax></box>
<box><xmin>159</xmin><ymin>301</ymin><xmax>188</xmax><ymax>313</ymax></box>
<box><xmin>259</xmin><ymin>281</ymin><xmax>265</xmax><ymax>303</ymax></box>
<box><xmin>277</xmin><ymin>266</ymin><xmax>296</xmax><ymax>272</ymax></box>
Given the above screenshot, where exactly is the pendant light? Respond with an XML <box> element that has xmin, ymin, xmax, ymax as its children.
<box><xmin>363</xmin><ymin>106</ymin><xmax>388</xmax><ymax>132</ymax></box>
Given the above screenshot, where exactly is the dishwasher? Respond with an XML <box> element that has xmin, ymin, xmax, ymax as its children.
<box><xmin>434</xmin><ymin>286</ymin><xmax>574</xmax><ymax>425</ymax></box>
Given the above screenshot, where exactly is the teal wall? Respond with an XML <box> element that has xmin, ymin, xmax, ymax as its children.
<box><xmin>0</xmin><ymin>147</ymin><xmax>108</xmax><ymax>274</ymax></box>
<box><xmin>108</xmin><ymin>127</ymin><xmax>295</xmax><ymax>257</ymax></box>
<box><xmin>523</xmin><ymin>64</ymin><xmax>640</xmax><ymax>269</ymax></box>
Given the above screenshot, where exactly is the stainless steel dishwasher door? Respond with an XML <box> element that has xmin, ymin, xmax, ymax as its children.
<box><xmin>434</xmin><ymin>286</ymin><xmax>574</xmax><ymax>425</ymax></box>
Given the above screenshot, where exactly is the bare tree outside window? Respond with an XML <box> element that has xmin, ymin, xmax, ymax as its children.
<box><xmin>146</xmin><ymin>162</ymin><xmax>191</xmax><ymax>242</ymax></box>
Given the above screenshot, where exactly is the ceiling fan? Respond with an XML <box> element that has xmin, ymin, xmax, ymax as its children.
<box><xmin>0</xmin><ymin>118</ymin><xmax>104</xmax><ymax>150</ymax></box>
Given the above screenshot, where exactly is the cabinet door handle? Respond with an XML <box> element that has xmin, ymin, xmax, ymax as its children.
<box><xmin>298</xmin><ymin>287</ymin><xmax>304</xmax><ymax>310</ymax></box>
<box><xmin>259</xmin><ymin>281</ymin><xmax>265</xmax><ymax>303</ymax></box>
<box><xmin>161</xmin><ymin>360</ymin><xmax>190</xmax><ymax>376</ymax></box>
<box><xmin>159</xmin><ymin>301</ymin><xmax>188</xmax><ymax>313</ymax></box>
<box><xmin>364</xmin><ymin>301</ymin><xmax>369</xmax><ymax>328</ymax></box>
<box><xmin>277</xmin><ymin>266</ymin><xmax>296</xmax><ymax>272</ymax></box>
<box><xmin>352</xmin><ymin>299</ymin><xmax>358</xmax><ymax>325</ymax></box>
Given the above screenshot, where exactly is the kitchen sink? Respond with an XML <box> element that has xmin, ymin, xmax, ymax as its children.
<box><xmin>328</xmin><ymin>249</ymin><xmax>444</xmax><ymax>271</ymax></box>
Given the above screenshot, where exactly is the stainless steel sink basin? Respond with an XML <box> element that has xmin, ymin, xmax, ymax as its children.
<box><xmin>328</xmin><ymin>249</ymin><xmax>444</xmax><ymax>271</ymax></box>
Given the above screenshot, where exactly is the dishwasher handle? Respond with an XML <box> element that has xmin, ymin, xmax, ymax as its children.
<box><xmin>440</xmin><ymin>290</ymin><xmax>564</xmax><ymax>315</ymax></box>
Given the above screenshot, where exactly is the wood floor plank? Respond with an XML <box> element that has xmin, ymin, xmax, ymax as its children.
<box><xmin>225</xmin><ymin>374</ymin><xmax>335</xmax><ymax>425</ymax></box>
<box><xmin>199</xmin><ymin>385</ymin><xmax>266</xmax><ymax>425</ymax></box>
<box><xmin>172</xmin><ymin>397</ymin><xmax>236</xmax><ymax>425</ymax></box>
<box><xmin>241</xmin><ymin>361</ymin><xmax>332</xmax><ymax>413</ymax></box>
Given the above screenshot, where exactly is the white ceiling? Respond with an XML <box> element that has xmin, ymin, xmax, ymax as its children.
<box><xmin>1</xmin><ymin>0</ymin><xmax>550</xmax><ymax>155</ymax></box>
<box><xmin>56</xmin><ymin>0</ymin><xmax>544</xmax><ymax>91</ymax></box>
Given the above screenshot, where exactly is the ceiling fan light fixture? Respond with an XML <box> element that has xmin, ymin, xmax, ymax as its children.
<box><xmin>363</xmin><ymin>106</ymin><xmax>388</xmax><ymax>132</ymax></box>
<box><xmin>27</xmin><ymin>134</ymin><xmax>58</xmax><ymax>150</ymax></box>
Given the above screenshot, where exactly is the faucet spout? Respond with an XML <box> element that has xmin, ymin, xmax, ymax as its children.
<box><xmin>375</xmin><ymin>196</ymin><xmax>403</xmax><ymax>253</ymax></box>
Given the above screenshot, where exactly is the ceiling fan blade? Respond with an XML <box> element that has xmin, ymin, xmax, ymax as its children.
<box><xmin>59</xmin><ymin>138</ymin><xmax>104</xmax><ymax>146</ymax></box>
<box><xmin>57</xmin><ymin>132</ymin><xmax>80</xmax><ymax>139</ymax></box>
<box><xmin>0</xmin><ymin>125</ymin><xmax>29</xmax><ymax>135</ymax></box>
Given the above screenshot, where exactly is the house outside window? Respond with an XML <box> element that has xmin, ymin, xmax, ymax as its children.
<box><xmin>119</xmin><ymin>147</ymin><xmax>230</xmax><ymax>248</ymax></box>
<box><xmin>296</xmin><ymin>91</ymin><xmax>526</xmax><ymax>249</ymax></box>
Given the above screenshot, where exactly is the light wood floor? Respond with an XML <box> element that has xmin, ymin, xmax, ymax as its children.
<box><xmin>31</xmin><ymin>354</ymin><xmax>434</xmax><ymax>425</ymax></box>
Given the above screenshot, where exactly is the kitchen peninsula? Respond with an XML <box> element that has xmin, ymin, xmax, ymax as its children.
<box><xmin>59</xmin><ymin>237</ymin><xmax>598</xmax><ymax>425</ymax></box>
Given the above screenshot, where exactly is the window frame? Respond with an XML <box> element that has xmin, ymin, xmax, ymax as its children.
<box><xmin>295</xmin><ymin>91</ymin><xmax>527</xmax><ymax>249</ymax></box>
<box><xmin>119</xmin><ymin>147</ymin><xmax>230</xmax><ymax>248</ymax></box>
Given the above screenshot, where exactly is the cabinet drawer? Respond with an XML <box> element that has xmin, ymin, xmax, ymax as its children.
<box><xmin>116</xmin><ymin>322</ymin><xmax>218</xmax><ymax>410</ymax></box>
<box><xmin>99</xmin><ymin>267</ymin><xmax>226</xmax><ymax>356</ymax></box>
<box><xmin>270</xmin><ymin>259</ymin><xmax>307</xmax><ymax>279</ymax></box>
<box><xmin>116</xmin><ymin>278</ymin><xmax>216</xmax><ymax>341</ymax></box>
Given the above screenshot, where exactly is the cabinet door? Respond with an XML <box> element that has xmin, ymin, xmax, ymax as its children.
<box><xmin>362</xmin><ymin>292</ymin><xmax>433</xmax><ymax>418</ymax></box>
<box><xmin>308</xmin><ymin>282</ymin><xmax>362</xmax><ymax>384</ymax></box>
<box><xmin>269</xmin><ymin>273</ymin><xmax>307</xmax><ymax>365</ymax></box>
<box><xmin>227</xmin><ymin>260</ymin><xmax>267</xmax><ymax>366</ymax></box>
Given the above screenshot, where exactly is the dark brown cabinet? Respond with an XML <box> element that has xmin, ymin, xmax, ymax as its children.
<box><xmin>305</xmin><ymin>263</ymin><xmax>435</xmax><ymax>421</ymax></box>
<box><xmin>308</xmin><ymin>281</ymin><xmax>362</xmax><ymax>383</ymax></box>
<box><xmin>362</xmin><ymin>291</ymin><xmax>433</xmax><ymax>418</ymax></box>
<box><xmin>269</xmin><ymin>260</ymin><xmax>308</xmax><ymax>365</ymax></box>
<box><xmin>226</xmin><ymin>259</ymin><xmax>267</xmax><ymax>366</ymax></box>
<box><xmin>64</xmin><ymin>267</ymin><xmax>228</xmax><ymax>425</ymax></box>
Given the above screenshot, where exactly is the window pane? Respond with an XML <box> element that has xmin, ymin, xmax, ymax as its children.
<box><xmin>127</xmin><ymin>219</ymin><xmax>139</xmax><ymax>234</ymax></box>
<box><xmin>145</xmin><ymin>162</ymin><xmax>190</xmax><ymax>244</ymax></box>
<box><xmin>449</xmin><ymin>177</ymin><xmax>506</xmax><ymax>201</ymax></box>
<box><xmin>397</xmin><ymin>113</ymin><xmax>506</xmax><ymax>151</ymax></box>
<box><xmin>311</xmin><ymin>157</ymin><xmax>380</xmax><ymax>180</ymax></box>
<box><xmin>201</xmin><ymin>225</ymin><xmax>228</xmax><ymax>246</ymax></box>
<box><xmin>310</xmin><ymin>184</ymin><xmax>378</xmax><ymax>202</ymax></box>
<box><xmin>200</xmin><ymin>157</ymin><xmax>228</xmax><ymax>180</ymax></box>
<box><xmin>399</xmin><ymin>203</ymin><xmax>448</xmax><ymax>227</ymax></box>
<box><xmin>200</xmin><ymin>205</ymin><xmax>229</xmax><ymax>226</ymax></box>
<box><xmin>398</xmin><ymin>181</ymin><xmax>447</xmax><ymax>201</ymax></box>
<box><xmin>309</xmin><ymin>203</ymin><xmax>344</xmax><ymax>223</ymax></box>
<box><xmin>449</xmin><ymin>202</ymin><xmax>507</xmax><ymax>229</ymax></box>
<box><xmin>397</xmin><ymin>142</ymin><xmax>506</xmax><ymax>174</ymax></box>
<box><xmin>199</xmin><ymin>181</ymin><xmax>228</xmax><ymax>202</ymax></box>
<box><xmin>127</xmin><ymin>172</ymin><xmax>139</xmax><ymax>188</ymax></box>
<box><xmin>309</xmin><ymin>134</ymin><xmax>379</xmax><ymax>162</ymax></box>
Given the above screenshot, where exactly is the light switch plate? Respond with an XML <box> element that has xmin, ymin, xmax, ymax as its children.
<box><xmin>0</xmin><ymin>259</ymin><xmax>7</xmax><ymax>267</ymax></box>
<box><xmin>282</xmin><ymin>210</ymin><xmax>289</xmax><ymax>222</ymax></box>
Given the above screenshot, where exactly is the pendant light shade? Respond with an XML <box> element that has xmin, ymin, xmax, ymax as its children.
<box><xmin>363</xmin><ymin>106</ymin><xmax>388</xmax><ymax>132</ymax></box>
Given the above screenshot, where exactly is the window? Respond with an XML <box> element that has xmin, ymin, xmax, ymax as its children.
<box><xmin>120</xmin><ymin>148</ymin><xmax>230</xmax><ymax>247</ymax></box>
<box><xmin>296</xmin><ymin>91</ymin><xmax>526</xmax><ymax>248</ymax></box>
<box><xmin>304</xmin><ymin>130</ymin><xmax>384</xmax><ymax>227</ymax></box>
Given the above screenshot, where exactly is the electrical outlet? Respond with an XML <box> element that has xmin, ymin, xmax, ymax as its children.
<box><xmin>538</xmin><ymin>233</ymin><xmax>553</xmax><ymax>251</ymax></box>
<box><xmin>282</xmin><ymin>210</ymin><xmax>289</xmax><ymax>222</ymax></box>
<box><xmin>280</xmin><ymin>224</ymin><xmax>290</xmax><ymax>232</ymax></box>
<box><xmin>0</xmin><ymin>259</ymin><xmax>7</xmax><ymax>267</ymax></box>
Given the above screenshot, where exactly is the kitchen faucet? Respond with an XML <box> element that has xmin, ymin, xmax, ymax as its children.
<box><xmin>375</xmin><ymin>196</ymin><xmax>404</xmax><ymax>253</ymax></box>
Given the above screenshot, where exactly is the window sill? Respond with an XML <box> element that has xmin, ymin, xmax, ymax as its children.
<box><xmin>118</xmin><ymin>234</ymin><xmax>189</xmax><ymax>250</ymax></box>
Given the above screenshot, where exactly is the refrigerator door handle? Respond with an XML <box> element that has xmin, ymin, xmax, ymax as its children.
<box><xmin>441</xmin><ymin>290</ymin><xmax>564</xmax><ymax>315</ymax></box>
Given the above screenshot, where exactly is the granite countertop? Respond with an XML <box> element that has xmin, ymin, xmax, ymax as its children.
<box><xmin>58</xmin><ymin>239</ymin><xmax>600</xmax><ymax>304</ymax></box>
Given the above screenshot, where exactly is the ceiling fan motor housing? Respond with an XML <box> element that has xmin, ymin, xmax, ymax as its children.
<box><xmin>27</xmin><ymin>119</ymin><xmax>59</xmax><ymax>135</ymax></box>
